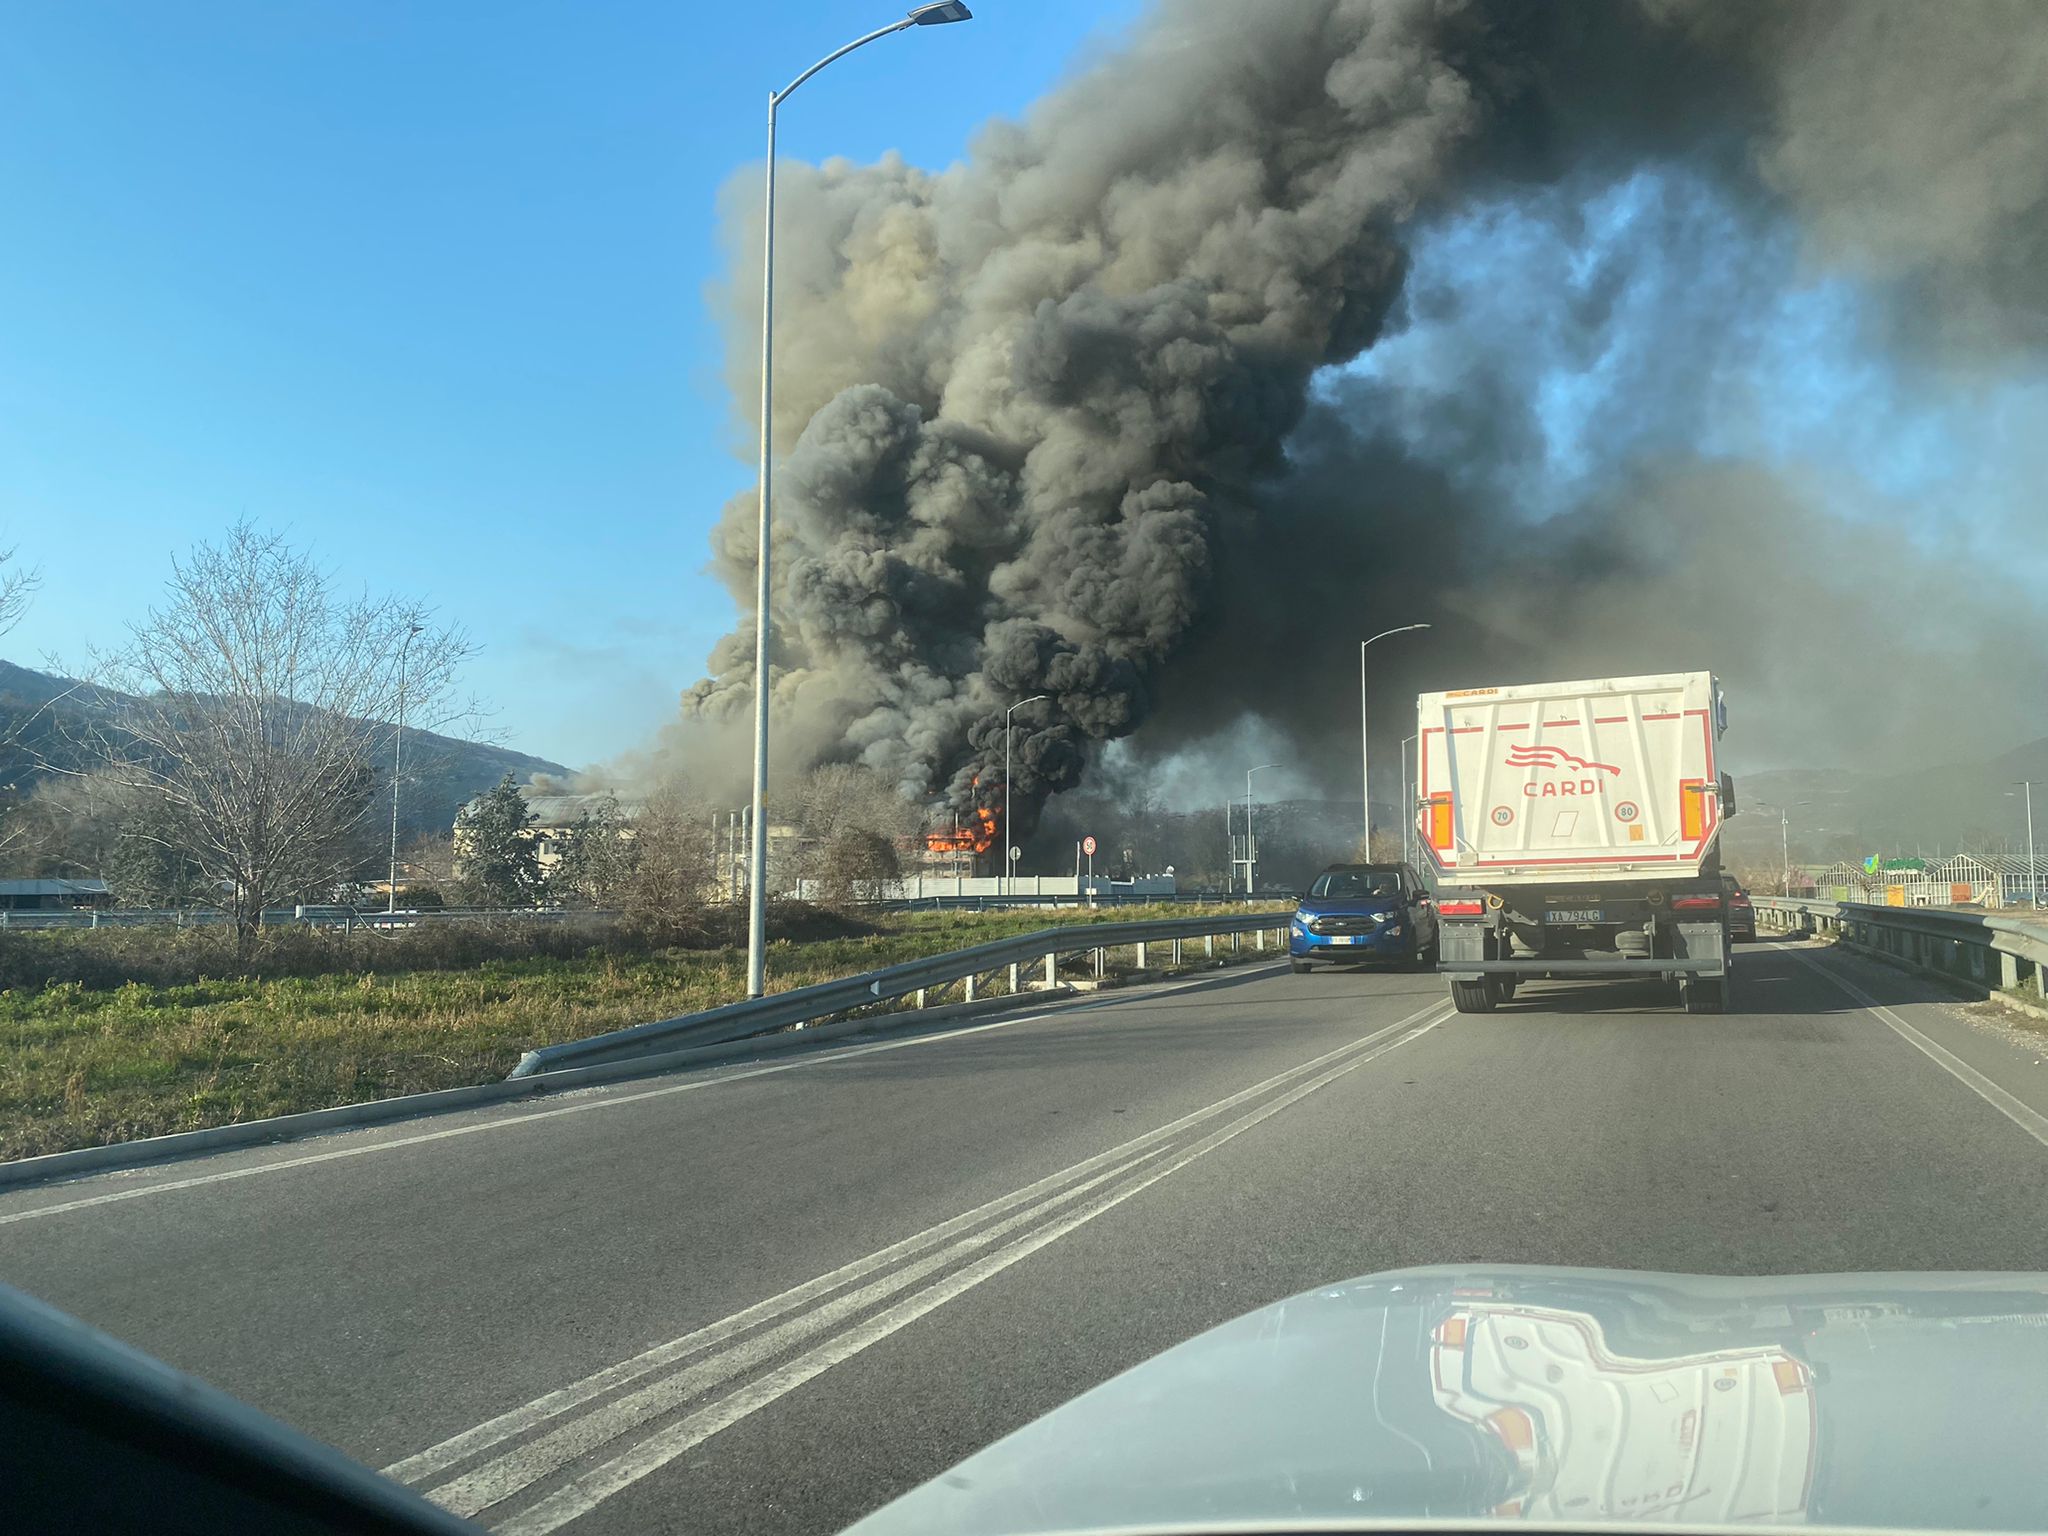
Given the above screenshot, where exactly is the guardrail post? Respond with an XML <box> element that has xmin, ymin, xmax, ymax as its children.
<box><xmin>915</xmin><ymin>988</ymin><xmax>927</xmax><ymax>1009</ymax></box>
<box><xmin>1136</xmin><ymin>940</ymin><xmax>1147</xmax><ymax>971</ymax></box>
<box><xmin>1093</xmin><ymin>946</ymin><xmax>1104</xmax><ymax>979</ymax></box>
<box><xmin>1044</xmin><ymin>951</ymin><xmax>1057</xmax><ymax>987</ymax></box>
<box><xmin>1205</xmin><ymin>933</ymin><xmax>1214</xmax><ymax>960</ymax></box>
<box><xmin>964</xmin><ymin>972</ymin><xmax>977</xmax><ymax>1003</ymax></box>
<box><xmin>2001</xmin><ymin>951</ymin><xmax>2022</xmax><ymax>990</ymax></box>
<box><xmin>1008</xmin><ymin>962</ymin><xmax>1019</xmax><ymax>994</ymax></box>
<box><xmin>1256</xmin><ymin>927</ymin><xmax>1264</xmax><ymax>951</ymax></box>
<box><xmin>1172</xmin><ymin>938</ymin><xmax>1184</xmax><ymax>965</ymax></box>
<box><xmin>1230</xmin><ymin>931</ymin><xmax>1238</xmax><ymax>955</ymax></box>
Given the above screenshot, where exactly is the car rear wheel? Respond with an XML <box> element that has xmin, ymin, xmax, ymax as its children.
<box><xmin>1450</xmin><ymin>978</ymin><xmax>1495</xmax><ymax>1013</ymax></box>
<box><xmin>1290</xmin><ymin>958</ymin><xmax>1313</xmax><ymax>974</ymax></box>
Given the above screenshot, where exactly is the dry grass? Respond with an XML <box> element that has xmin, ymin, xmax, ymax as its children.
<box><xmin>0</xmin><ymin>903</ymin><xmax>1285</xmax><ymax>1161</ymax></box>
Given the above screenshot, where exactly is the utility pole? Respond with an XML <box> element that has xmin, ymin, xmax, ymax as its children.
<box><xmin>387</xmin><ymin>622</ymin><xmax>423</xmax><ymax>914</ymax></box>
<box><xmin>1245</xmin><ymin>763</ymin><xmax>1280</xmax><ymax>902</ymax></box>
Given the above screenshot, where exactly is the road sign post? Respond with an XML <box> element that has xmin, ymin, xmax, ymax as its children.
<box><xmin>1082</xmin><ymin>834</ymin><xmax>1097</xmax><ymax>902</ymax></box>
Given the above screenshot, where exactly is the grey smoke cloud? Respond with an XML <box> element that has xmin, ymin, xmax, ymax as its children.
<box><xmin>674</xmin><ymin>0</ymin><xmax>2048</xmax><ymax>835</ymax></box>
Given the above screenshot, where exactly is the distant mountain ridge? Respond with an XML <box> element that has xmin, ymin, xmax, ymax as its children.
<box><xmin>0</xmin><ymin>658</ymin><xmax>568</xmax><ymax>839</ymax></box>
<box><xmin>1723</xmin><ymin>736</ymin><xmax>2048</xmax><ymax>867</ymax></box>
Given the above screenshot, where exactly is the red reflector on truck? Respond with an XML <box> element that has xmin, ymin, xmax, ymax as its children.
<box><xmin>1438</xmin><ymin>900</ymin><xmax>1485</xmax><ymax>916</ymax></box>
<box><xmin>1670</xmin><ymin>895</ymin><xmax>1720</xmax><ymax>910</ymax></box>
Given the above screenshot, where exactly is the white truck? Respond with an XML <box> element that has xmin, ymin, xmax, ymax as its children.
<box><xmin>1415</xmin><ymin>671</ymin><xmax>1736</xmax><ymax>1014</ymax></box>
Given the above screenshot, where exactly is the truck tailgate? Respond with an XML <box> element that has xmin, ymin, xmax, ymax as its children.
<box><xmin>1417</xmin><ymin>671</ymin><xmax>1723</xmax><ymax>885</ymax></box>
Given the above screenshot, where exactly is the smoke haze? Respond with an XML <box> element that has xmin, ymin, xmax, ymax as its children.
<box><xmin>669</xmin><ymin>0</ymin><xmax>2048</xmax><ymax>839</ymax></box>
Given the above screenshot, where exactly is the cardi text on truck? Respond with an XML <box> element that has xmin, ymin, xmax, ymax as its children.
<box><xmin>1417</xmin><ymin>672</ymin><xmax>1737</xmax><ymax>1015</ymax></box>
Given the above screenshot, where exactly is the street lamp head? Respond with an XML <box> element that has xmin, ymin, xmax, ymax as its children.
<box><xmin>908</xmin><ymin>2</ymin><xmax>972</xmax><ymax>23</ymax></box>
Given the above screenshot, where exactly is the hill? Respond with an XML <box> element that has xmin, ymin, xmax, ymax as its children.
<box><xmin>1724</xmin><ymin>736</ymin><xmax>2048</xmax><ymax>868</ymax></box>
<box><xmin>0</xmin><ymin>659</ymin><xmax>568</xmax><ymax>842</ymax></box>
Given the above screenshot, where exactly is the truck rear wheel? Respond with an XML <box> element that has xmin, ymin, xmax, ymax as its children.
<box><xmin>1451</xmin><ymin>978</ymin><xmax>1495</xmax><ymax>1013</ymax></box>
<box><xmin>1683</xmin><ymin>976</ymin><xmax>1727</xmax><ymax>1015</ymax></box>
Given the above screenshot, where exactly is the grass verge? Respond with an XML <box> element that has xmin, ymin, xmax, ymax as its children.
<box><xmin>0</xmin><ymin>903</ymin><xmax>1289</xmax><ymax>1162</ymax></box>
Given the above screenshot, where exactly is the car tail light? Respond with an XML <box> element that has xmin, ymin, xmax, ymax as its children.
<box><xmin>1438</xmin><ymin>899</ymin><xmax>1484</xmax><ymax>916</ymax></box>
<box><xmin>1427</xmin><ymin>793</ymin><xmax>1454</xmax><ymax>852</ymax></box>
<box><xmin>1680</xmin><ymin>777</ymin><xmax>1709</xmax><ymax>840</ymax></box>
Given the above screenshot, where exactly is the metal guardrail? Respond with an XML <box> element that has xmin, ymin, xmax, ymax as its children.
<box><xmin>509</xmin><ymin>910</ymin><xmax>1293</xmax><ymax>1078</ymax></box>
<box><xmin>873</xmin><ymin>891</ymin><xmax>1292</xmax><ymax>911</ymax></box>
<box><xmin>1753</xmin><ymin>896</ymin><xmax>2048</xmax><ymax>996</ymax></box>
<box><xmin>0</xmin><ymin>895</ymin><xmax>1289</xmax><ymax>928</ymax></box>
<box><xmin>0</xmin><ymin>906</ymin><xmax>622</xmax><ymax>931</ymax></box>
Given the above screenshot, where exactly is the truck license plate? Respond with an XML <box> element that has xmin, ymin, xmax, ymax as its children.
<box><xmin>1545</xmin><ymin>909</ymin><xmax>1604</xmax><ymax>925</ymax></box>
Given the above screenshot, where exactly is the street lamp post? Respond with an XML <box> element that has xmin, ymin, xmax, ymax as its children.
<box><xmin>1756</xmin><ymin>800</ymin><xmax>1811</xmax><ymax>896</ymax></box>
<box><xmin>2016</xmin><ymin>781</ymin><xmax>2040</xmax><ymax>908</ymax></box>
<box><xmin>1359</xmin><ymin>624</ymin><xmax>1430</xmax><ymax>853</ymax></box>
<box><xmin>1245</xmin><ymin>763</ymin><xmax>1281</xmax><ymax>900</ymax></box>
<box><xmin>1004</xmin><ymin>694</ymin><xmax>1047</xmax><ymax>897</ymax></box>
<box><xmin>744</xmin><ymin>3</ymin><xmax>975</xmax><ymax>998</ymax></box>
<box><xmin>1400</xmin><ymin>732</ymin><xmax>1417</xmax><ymax>870</ymax></box>
<box><xmin>388</xmin><ymin>622</ymin><xmax>424</xmax><ymax>915</ymax></box>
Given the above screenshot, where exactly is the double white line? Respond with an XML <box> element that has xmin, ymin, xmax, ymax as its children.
<box><xmin>382</xmin><ymin>999</ymin><xmax>1451</xmax><ymax>1534</ymax></box>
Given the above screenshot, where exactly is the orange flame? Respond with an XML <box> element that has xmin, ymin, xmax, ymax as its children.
<box><xmin>925</xmin><ymin>778</ymin><xmax>1001</xmax><ymax>856</ymax></box>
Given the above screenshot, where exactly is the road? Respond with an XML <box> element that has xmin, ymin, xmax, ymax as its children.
<box><xmin>6</xmin><ymin>939</ymin><xmax>2048</xmax><ymax>1535</ymax></box>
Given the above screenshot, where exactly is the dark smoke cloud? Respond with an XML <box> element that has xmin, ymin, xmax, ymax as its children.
<box><xmin>673</xmin><ymin>0</ymin><xmax>2048</xmax><ymax>836</ymax></box>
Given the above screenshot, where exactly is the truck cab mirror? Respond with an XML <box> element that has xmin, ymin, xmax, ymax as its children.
<box><xmin>1719</xmin><ymin>772</ymin><xmax>1738</xmax><ymax>816</ymax></box>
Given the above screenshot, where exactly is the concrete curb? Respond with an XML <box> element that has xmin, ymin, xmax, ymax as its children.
<box><xmin>0</xmin><ymin>987</ymin><xmax>1078</xmax><ymax>1194</ymax></box>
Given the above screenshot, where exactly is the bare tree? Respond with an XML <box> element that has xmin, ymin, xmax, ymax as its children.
<box><xmin>776</xmin><ymin>764</ymin><xmax>918</xmax><ymax>890</ymax></box>
<box><xmin>8</xmin><ymin>769</ymin><xmax>138</xmax><ymax>879</ymax></box>
<box><xmin>0</xmin><ymin>543</ymin><xmax>39</xmax><ymax>640</ymax></box>
<box><xmin>79</xmin><ymin>524</ymin><xmax>470</xmax><ymax>952</ymax></box>
<box><xmin>622</xmin><ymin>781</ymin><xmax>714</xmax><ymax>931</ymax></box>
<box><xmin>548</xmin><ymin>793</ymin><xmax>639</xmax><ymax>909</ymax></box>
<box><xmin>814</xmin><ymin>828</ymin><xmax>902</xmax><ymax>907</ymax></box>
<box><xmin>0</xmin><ymin>542</ymin><xmax>47</xmax><ymax>860</ymax></box>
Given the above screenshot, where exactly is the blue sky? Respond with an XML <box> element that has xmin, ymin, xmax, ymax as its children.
<box><xmin>7</xmin><ymin>3</ymin><xmax>2040</xmax><ymax>781</ymax></box>
<box><xmin>0</xmin><ymin>0</ymin><xmax>1144</xmax><ymax>767</ymax></box>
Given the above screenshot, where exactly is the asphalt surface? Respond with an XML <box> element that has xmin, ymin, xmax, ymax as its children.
<box><xmin>6</xmin><ymin>939</ymin><xmax>2048</xmax><ymax>1535</ymax></box>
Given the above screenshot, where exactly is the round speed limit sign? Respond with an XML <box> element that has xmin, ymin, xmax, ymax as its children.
<box><xmin>1082</xmin><ymin>835</ymin><xmax>1098</xmax><ymax>856</ymax></box>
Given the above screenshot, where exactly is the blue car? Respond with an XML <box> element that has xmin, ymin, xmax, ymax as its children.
<box><xmin>1289</xmin><ymin>862</ymin><xmax>1439</xmax><ymax>973</ymax></box>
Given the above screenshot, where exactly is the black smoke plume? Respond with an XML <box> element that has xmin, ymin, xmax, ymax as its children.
<box><xmin>675</xmin><ymin>0</ymin><xmax>2048</xmax><ymax>839</ymax></box>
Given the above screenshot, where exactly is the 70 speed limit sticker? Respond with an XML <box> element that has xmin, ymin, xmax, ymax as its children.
<box><xmin>1491</xmin><ymin>805</ymin><xmax>1514</xmax><ymax>826</ymax></box>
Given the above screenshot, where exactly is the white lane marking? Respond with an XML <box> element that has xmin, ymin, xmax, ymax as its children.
<box><xmin>383</xmin><ymin>988</ymin><xmax>1432</xmax><ymax>1486</ymax></box>
<box><xmin>493</xmin><ymin>1008</ymin><xmax>1451</xmax><ymax>1535</ymax></box>
<box><xmin>429</xmin><ymin>1141</ymin><xmax>1168</xmax><ymax>1516</ymax></box>
<box><xmin>0</xmin><ymin>961</ymin><xmax>1290</xmax><ymax>1228</ymax></box>
<box><xmin>1783</xmin><ymin>946</ymin><xmax>2048</xmax><ymax>1150</ymax></box>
